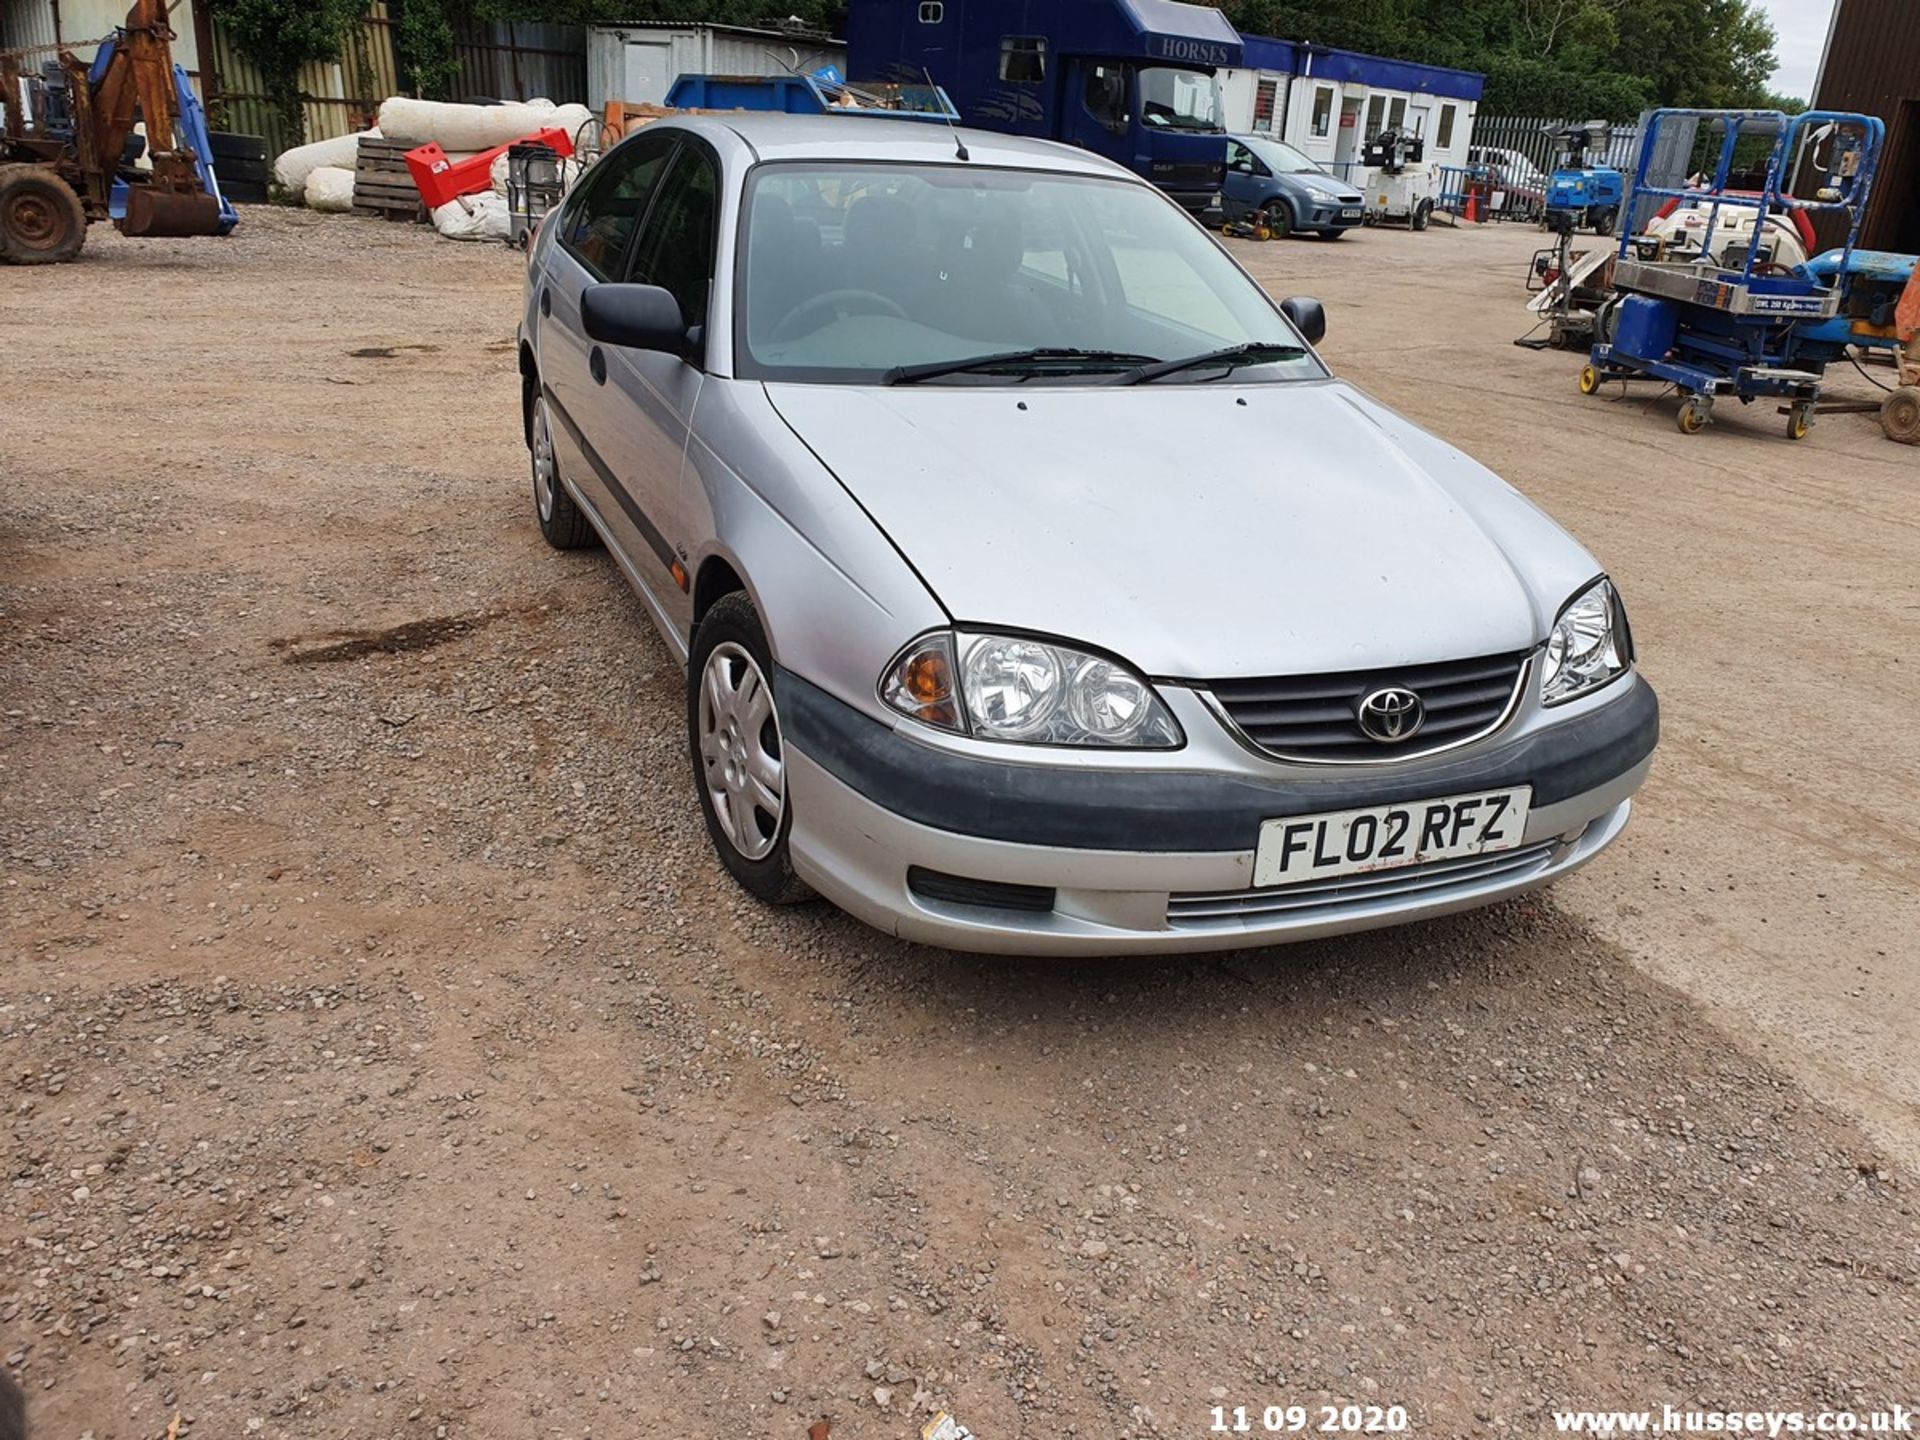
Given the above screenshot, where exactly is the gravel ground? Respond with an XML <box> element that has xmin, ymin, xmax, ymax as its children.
<box><xmin>2</xmin><ymin>208</ymin><xmax>1916</xmax><ymax>1440</ymax></box>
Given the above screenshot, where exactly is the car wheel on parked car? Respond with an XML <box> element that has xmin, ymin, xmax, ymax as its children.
<box><xmin>687</xmin><ymin>592</ymin><xmax>812</xmax><ymax>906</ymax></box>
<box><xmin>529</xmin><ymin>393</ymin><xmax>596</xmax><ymax>550</ymax></box>
<box><xmin>1262</xmin><ymin>199</ymin><xmax>1292</xmax><ymax>240</ymax></box>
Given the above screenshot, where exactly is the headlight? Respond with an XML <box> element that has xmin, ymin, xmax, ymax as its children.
<box><xmin>879</xmin><ymin>631</ymin><xmax>1182</xmax><ymax>748</ymax></box>
<box><xmin>1542</xmin><ymin>578</ymin><xmax>1630</xmax><ymax>705</ymax></box>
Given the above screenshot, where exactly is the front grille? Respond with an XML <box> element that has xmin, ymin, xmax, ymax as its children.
<box><xmin>1167</xmin><ymin>843</ymin><xmax>1558</xmax><ymax>928</ymax></box>
<box><xmin>1207</xmin><ymin>651</ymin><xmax>1530</xmax><ymax>762</ymax></box>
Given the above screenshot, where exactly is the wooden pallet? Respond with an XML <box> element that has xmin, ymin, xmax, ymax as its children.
<box><xmin>352</xmin><ymin>136</ymin><xmax>427</xmax><ymax>223</ymax></box>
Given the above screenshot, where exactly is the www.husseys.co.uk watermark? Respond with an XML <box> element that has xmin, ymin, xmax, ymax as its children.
<box><xmin>1551</xmin><ymin>1405</ymin><xmax>1914</xmax><ymax>1435</ymax></box>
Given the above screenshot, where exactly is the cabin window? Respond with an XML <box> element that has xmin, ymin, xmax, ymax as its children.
<box><xmin>1309</xmin><ymin>85</ymin><xmax>1333</xmax><ymax>138</ymax></box>
<box><xmin>918</xmin><ymin>1</ymin><xmax>943</xmax><ymax>20</ymax></box>
<box><xmin>1388</xmin><ymin>97</ymin><xmax>1408</xmax><ymax>132</ymax></box>
<box><xmin>999</xmin><ymin>36</ymin><xmax>1046</xmax><ymax>84</ymax></box>
<box><xmin>1436</xmin><ymin>102</ymin><xmax>1457</xmax><ymax>149</ymax></box>
<box><xmin>1364</xmin><ymin>94</ymin><xmax>1386</xmax><ymax>140</ymax></box>
<box><xmin>1253</xmin><ymin>77</ymin><xmax>1277</xmax><ymax>130</ymax></box>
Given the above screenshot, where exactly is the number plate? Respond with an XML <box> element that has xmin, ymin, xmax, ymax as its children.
<box><xmin>1340</xmin><ymin>206</ymin><xmax>1362</xmax><ymax>218</ymax></box>
<box><xmin>1253</xmin><ymin>787</ymin><xmax>1532</xmax><ymax>888</ymax></box>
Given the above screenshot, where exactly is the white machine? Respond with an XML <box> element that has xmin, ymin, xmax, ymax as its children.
<box><xmin>1361</xmin><ymin>126</ymin><xmax>1438</xmax><ymax>231</ymax></box>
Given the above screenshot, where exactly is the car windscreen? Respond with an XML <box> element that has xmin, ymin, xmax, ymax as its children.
<box><xmin>735</xmin><ymin>163</ymin><xmax>1325</xmax><ymax>385</ymax></box>
<box><xmin>1246</xmin><ymin>138</ymin><xmax>1322</xmax><ymax>175</ymax></box>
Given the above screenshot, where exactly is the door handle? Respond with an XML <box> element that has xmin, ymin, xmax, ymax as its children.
<box><xmin>589</xmin><ymin>347</ymin><xmax>606</xmax><ymax>385</ymax></box>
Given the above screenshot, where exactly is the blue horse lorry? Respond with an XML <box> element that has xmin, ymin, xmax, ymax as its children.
<box><xmin>844</xmin><ymin>0</ymin><xmax>1241</xmax><ymax>217</ymax></box>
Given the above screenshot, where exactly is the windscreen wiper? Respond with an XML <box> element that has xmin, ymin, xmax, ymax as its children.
<box><xmin>1111</xmin><ymin>341</ymin><xmax>1308</xmax><ymax>385</ymax></box>
<box><xmin>882</xmin><ymin>347</ymin><xmax>1160</xmax><ymax>385</ymax></box>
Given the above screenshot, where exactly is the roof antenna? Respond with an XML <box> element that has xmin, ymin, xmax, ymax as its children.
<box><xmin>924</xmin><ymin>66</ymin><xmax>968</xmax><ymax>161</ymax></box>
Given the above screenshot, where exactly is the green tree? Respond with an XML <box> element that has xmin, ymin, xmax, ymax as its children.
<box><xmin>220</xmin><ymin>0</ymin><xmax>368</xmax><ymax>143</ymax></box>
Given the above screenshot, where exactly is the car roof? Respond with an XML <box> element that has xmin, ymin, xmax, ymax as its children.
<box><xmin>642</xmin><ymin>112</ymin><xmax>1138</xmax><ymax>180</ymax></box>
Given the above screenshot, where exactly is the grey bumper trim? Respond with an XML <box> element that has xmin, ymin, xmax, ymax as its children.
<box><xmin>777</xmin><ymin>668</ymin><xmax>1657</xmax><ymax>854</ymax></box>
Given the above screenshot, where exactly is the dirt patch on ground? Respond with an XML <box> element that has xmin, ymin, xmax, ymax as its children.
<box><xmin>3</xmin><ymin>209</ymin><xmax>1915</xmax><ymax>1440</ymax></box>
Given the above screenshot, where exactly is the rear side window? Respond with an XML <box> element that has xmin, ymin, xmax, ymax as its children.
<box><xmin>557</xmin><ymin>132</ymin><xmax>673</xmax><ymax>279</ymax></box>
<box><xmin>628</xmin><ymin>144</ymin><xmax>720</xmax><ymax>328</ymax></box>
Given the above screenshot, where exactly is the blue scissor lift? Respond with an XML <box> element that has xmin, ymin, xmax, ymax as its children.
<box><xmin>1578</xmin><ymin>108</ymin><xmax>1883</xmax><ymax>439</ymax></box>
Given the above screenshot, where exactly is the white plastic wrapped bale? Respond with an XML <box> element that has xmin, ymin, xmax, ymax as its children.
<box><xmin>274</xmin><ymin>129</ymin><xmax>379</xmax><ymax>201</ymax></box>
<box><xmin>376</xmin><ymin>96</ymin><xmax>593</xmax><ymax>152</ymax></box>
<box><xmin>305</xmin><ymin>165</ymin><xmax>358</xmax><ymax>213</ymax></box>
<box><xmin>432</xmin><ymin>191</ymin><xmax>510</xmax><ymax>242</ymax></box>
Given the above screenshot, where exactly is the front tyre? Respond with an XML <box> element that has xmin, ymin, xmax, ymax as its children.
<box><xmin>1262</xmin><ymin>199</ymin><xmax>1293</xmax><ymax>240</ymax></box>
<box><xmin>688</xmin><ymin>592</ymin><xmax>812</xmax><ymax>905</ymax></box>
<box><xmin>529</xmin><ymin>393</ymin><xmax>596</xmax><ymax>550</ymax></box>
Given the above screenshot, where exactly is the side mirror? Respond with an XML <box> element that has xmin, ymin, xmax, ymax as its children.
<box><xmin>1280</xmin><ymin>295</ymin><xmax>1326</xmax><ymax>345</ymax></box>
<box><xmin>580</xmin><ymin>283</ymin><xmax>691</xmax><ymax>356</ymax></box>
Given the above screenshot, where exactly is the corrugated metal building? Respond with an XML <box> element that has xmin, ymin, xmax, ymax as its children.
<box><xmin>586</xmin><ymin>22</ymin><xmax>844</xmax><ymax>113</ymax></box>
<box><xmin>1812</xmin><ymin>0</ymin><xmax>1920</xmax><ymax>252</ymax></box>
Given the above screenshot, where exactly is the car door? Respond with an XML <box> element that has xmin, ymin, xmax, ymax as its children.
<box><xmin>536</xmin><ymin>128</ymin><xmax>675</xmax><ymax>578</ymax></box>
<box><xmin>1223</xmin><ymin>139</ymin><xmax>1266</xmax><ymax>217</ymax></box>
<box><xmin>595</xmin><ymin>135</ymin><xmax>724</xmax><ymax>641</ymax></box>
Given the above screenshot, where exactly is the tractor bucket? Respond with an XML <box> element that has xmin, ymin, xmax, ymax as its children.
<box><xmin>121</xmin><ymin>185</ymin><xmax>223</xmax><ymax>237</ymax></box>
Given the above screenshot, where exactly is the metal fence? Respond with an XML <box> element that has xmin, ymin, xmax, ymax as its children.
<box><xmin>453</xmin><ymin>19</ymin><xmax>587</xmax><ymax>105</ymax></box>
<box><xmin>1467</xmin><ymin>114</ymin><xmax>1642</xmax><ymax>174</ymax></box>
<box><xmin>206</xmin><ymin>1</ymin><xmax>398</xmax><ymax>157</ymax></box>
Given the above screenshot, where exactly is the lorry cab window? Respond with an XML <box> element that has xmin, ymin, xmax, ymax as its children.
<box><xmin>1083</xmin><ymin>63</ymin><xmax>1129</xmax><ymax>130</ymax></box>
<box><xmin>999</xmin><ymin>36</ymin><xmax>1046</xmax><ymax>84</ymax></box>
<box><xmin>1138</xmin><ymin>67</ymin><xmax>1221</xmax><ymax>130</ymax></box>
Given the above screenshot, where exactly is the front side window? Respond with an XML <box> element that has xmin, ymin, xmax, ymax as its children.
<box><xmin>736</xmin><ymin>163</ymin><xmax>1325</xmax><ymax>385</ymax></box>
<box><xmin>1225</xmin><ymin>140</ymin><xmax>1255</xmax><ymax>175</ymax></box>
<box><xmin>1310</xmin><ymin>85</ymin><xmax>1333</xmax><ymax>138</ymax></box>
<box><xmin>628</xmin><ymin>143</ymin><xmax>719</xmax><ymax>328</ymax></box>
<box><xmin>558</xmin><ymin>132</ymin><xmax>674</xmax><ymax>279</ymax></box>
<box><xmin>1138</xmin><ymin>66</ymin><xmax>1221</xmax><ymax>131</ymax></box>
<box><xmin>999</xmin><ymin>36</ymin><xmax>1045</xmax><ymax>83</ymax></box>
<box><xmin>1083</xmin><ymin>62</ymin><xmax>1128</xmax><ymax>129</ymax></box>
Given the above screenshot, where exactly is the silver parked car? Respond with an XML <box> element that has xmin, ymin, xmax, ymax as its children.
<box><xmin>517</xmin><ymin>115</ymin><xmax>1657</xmax><ymax>955</ymax></box>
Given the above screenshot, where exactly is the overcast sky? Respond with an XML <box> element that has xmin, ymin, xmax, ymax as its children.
<box><xmin>1752</xmin><ymin>0</ymin><xmax>1836</xmax><ymax>99</ymax></box>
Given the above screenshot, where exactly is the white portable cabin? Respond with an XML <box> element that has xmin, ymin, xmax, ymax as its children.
<box><xmin>586</xmin><ymin>21</ymin><xmax>846</xmax><ymax>113</ymax></box>
<box><xmin>1218</xmin><ymin>36</ymin><xmax>1483</xmax><ymax>186</ymax></box>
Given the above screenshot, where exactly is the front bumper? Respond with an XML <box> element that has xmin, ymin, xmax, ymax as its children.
<box><xmin>780</xmin><ymin>671</ymin><xmax>1658</xmax><ymax>955</ymax></box>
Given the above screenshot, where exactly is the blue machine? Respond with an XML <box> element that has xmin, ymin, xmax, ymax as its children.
<box><xmin>1543</xmin><ymin>120</ymin><xmax>1624</xmax><ymax>234</ymax></box>
<box><xmin>844</xmin><ymin>0</ymin><xmax>1241</xmax><ymax>216</ymax></box>
<box><xmin>1579</xmin><ymin>107</ymin><xmax>1884</xmax><ymax>439</ymax></box>
<box><xmin>664</xmin><ymin>67</ymin><xmax>960</xmax><ymax>122</ymax></box>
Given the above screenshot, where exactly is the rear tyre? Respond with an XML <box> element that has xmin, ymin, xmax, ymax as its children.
<box><xmin>1410</xmin><ymin>200</ymin><xmax>1432</xmax><ymax>232</ymax></box>
<box><xmin>1880</xmin><ymin>385</ymin><xmax>1920</xmax><ymax>444</ymax></box>
<box><xmin>0</xmin><ymin>164</ymin><xmax>87</xmax><ymax>265</ymax></box>
<box><xmin>687</xmin><ymin>592</ymin><xmax>813</xmax><ymax>906</ymax></box>
<box><xmin>1592</xmin><ymin>206</ymin><xmax>1618</xmax><ymax>236</ymax></box>
<box><xmin>1262</xmin><ymin>199</ymin><xmax>1293</xmax><ymax>240</ymax></box>
<box><xmin>529</xmin><ymin>393</ymin><xmax>596</xmax><ymax>550</ymax></box>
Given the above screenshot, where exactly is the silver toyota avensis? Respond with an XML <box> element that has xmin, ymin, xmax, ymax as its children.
<box><xmin>516</xmin><ymin>114</ymin><xmax>1657</xmax><ymax>956</ymax></box>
